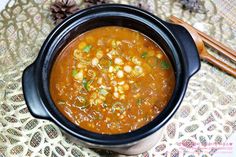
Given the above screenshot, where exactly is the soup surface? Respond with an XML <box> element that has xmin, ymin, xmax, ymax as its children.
<box><xmin>50</xmin><ymin>26</ymin><xmax>175</xmax><ymax>134</ymax></box>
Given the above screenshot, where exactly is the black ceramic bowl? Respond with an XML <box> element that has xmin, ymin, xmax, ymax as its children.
<box><xmin>22</xmin><ymin>4</ymin><xmax>200</xmax><ymax>155</ymax></box>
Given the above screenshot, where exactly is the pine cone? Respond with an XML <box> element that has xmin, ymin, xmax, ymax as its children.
<box><xmin>50</xmin><ymin>0</ymin><xmax>79</xmax><ymax>25</ymax></box>
<box><xmin>179</xmin><ymin>0</ymin><xmax>207</xmax><ymax>13</ymax></box>
<box><xmin>84</xmin><ymin>0</ymin><xmax>109</xmax><ymax>8</ymax></box>
<box><xmin>137</xmin><ymin>2</ymin><xmax>152</xmax><ymax>13</ymax></box>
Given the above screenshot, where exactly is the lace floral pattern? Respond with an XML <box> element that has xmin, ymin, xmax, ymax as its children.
<box><xmin>0</xmin><ymin>0</ymin><xmax>235</xmax><ymax>156</ymax></box>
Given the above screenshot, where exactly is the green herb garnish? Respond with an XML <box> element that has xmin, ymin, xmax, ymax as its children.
<box><xmin>76</xmin><ymin>96</ymin><xmax>89</xmax><ymax>109</ymax></box>
<box><xmin>102</xmin><ymin>102</ymin><xmax>108</xmax><ymax>108</ymax></box>
<box><xmin>79</xmin><ymin>103</ymin><xmax>89</xmax><ymax>110</ymax></box>
<box><xmin>141</xmin><ymin>52</ymin><xmax>148</xmax><ymax>58</ymax></box>
<box><xmin>95</xmin><ymin>114</ymin><xmax>103</xmax><ymax>120</ymax></box>
<box><xmin>72</xmin><ymin>69</ymin><xmax>78</xmax><ymax>77</ymax></box>
<box><xmin>114</xmin><ymin>65</ymin><xmax>120</xmax><ymax>71</ymax></box>
<box><xmin>111</xmin><ymin>102</ymin><xmax>125</xmax><ymax>112</ymax></box>
<box><xmin>83</xmin><ymin>45</ymin><xmax>92</xmax><ymax>53</ymax></box>
<box><xmin>99</xmin><ymin>88</ymin><xmax>108</xmax><ymax>96</ymax></box>
<box><xmin>160</xmin><ymin>61</ymin><xmax>170</xmax><ymax>69</ymax></box>
<box><xmin>137</xmin><ymin>98</ymin><xmax>142</xmax><ymax>106</ymax></box>
<box><xmin>82</xmin><ymin>78</ymin><xmax>90</xmax><ymax>91</ymax></box>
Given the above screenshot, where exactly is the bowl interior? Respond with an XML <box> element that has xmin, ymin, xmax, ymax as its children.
<box><xmin>37</xmin><ymin>6</ymin><xmax>185</xmax><ymax>145</ymax></box>
<box><xmin>51</xmin><ymin>17</ymin><xmax>179</xmax><ymax>71</ymax></box>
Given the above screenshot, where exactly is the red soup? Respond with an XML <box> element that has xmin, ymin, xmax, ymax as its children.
<box><xmin>50</xmin><ymin>26</ymin><xmax>175</xmax><ymax>134</ymax></box>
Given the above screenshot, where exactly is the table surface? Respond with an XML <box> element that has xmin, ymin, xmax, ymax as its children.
<box><xmin>0</xmin><ymin>0</ymin><xmax>235</xmax><ymax>157</ymax></box>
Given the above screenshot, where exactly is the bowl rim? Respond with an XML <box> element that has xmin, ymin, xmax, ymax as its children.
<box><xmin>31</xmin><ymin>4</ymin><xmax>191</xmax><ymax>146</ymax></box>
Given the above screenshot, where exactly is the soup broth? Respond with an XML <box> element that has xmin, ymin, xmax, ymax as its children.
<box><xmin>50</xmin><ymin>26</ymin><xmax>175</xmax><ymax>134</ymax></box>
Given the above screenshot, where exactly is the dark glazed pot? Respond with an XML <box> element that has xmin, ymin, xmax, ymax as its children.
<box><xmin>22</xmin><ymin>4</ymin><xmax>200</xmax><ymax>155</ymax></box>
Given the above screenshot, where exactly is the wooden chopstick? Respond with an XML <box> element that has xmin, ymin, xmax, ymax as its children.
<box><xmin>169</xmin><ymin>16</ymin><xmax>236</xmax><ymax>63</ymax></box>
<box><xmin>200</xmin><ymin>35</ymin><xmax>236</xmax><ymax>60</ymax></box>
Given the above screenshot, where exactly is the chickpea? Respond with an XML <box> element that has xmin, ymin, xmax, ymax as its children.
<box><xmin>114</xmin><ymin>57</ymin><xmax>124</xmax><ymax>65</ymax></box>
<box><xmin>113</xmin><ymin>92</ymin><xmax>119</xmax><ymax>98</ymax></box>
<box><xmin>97</xmin><ymin>78</ymin><xmax>103</xmax><ymax>84</ymax></box>
<box><xmin>157</xmin><ymin>53</ymin><xmax>163</xmax><ymax>59</ymax></box>
<box><xmin>111</xmin><ymin>81</ymin><xmax>117</xmax><ymax>86</ymax></box>
<box><xmin>74</xmin><ymin>70</ymin><xmax>83</xmax><ymax>82</ymax></box>
<box><xmin>123</xmin><ymin>84</ymin><xmax>129</xmax><ymax>90</ymax></box>
<box><xmin>124</xmin><ymin>65</ymin><xmax>132</xmax><ymax>73</ymax></box>
<box><xmin>120</xmin><ymin>94</ymin><xmax>125</xmax><ymax>100</ymax></box>
<box><xmin>117</xmin><ymin>70</ymin><xmax>124</xmax><ymax>78</ymax></box>
<box><xmin>96</xmin><ymin>50</ymin><xmax>103</xmax><ymax>59</ymax></box>
<box><xmin>118</xmin><ymin>86</ymin><xmax>124</xmax><ymax>94</ymax></box>
<box><xmin>92</xmin><ymin>58</ymin><xmax>99</xmax><ymax>66</ymax></box>
<box><xmin>134</xmin><ymin>65</ymin><xmax>143</xmax><ymax>75</ymax></box>
<box><xmin>109</xmin><ymin>66</ymin><xmax>114</xmax><ymax>73</ymax></box>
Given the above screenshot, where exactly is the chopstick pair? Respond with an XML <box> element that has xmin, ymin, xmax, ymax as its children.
<box><xmin>169</xmin><ymin>16</ymin><xmax>236</xmax><ymax>78</ymax></box>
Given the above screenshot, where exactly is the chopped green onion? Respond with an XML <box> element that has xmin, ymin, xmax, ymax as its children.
<box><xmin>95</xmin><ymin>114</ymin><xmax>103</xmax><ymax>120</ymax></box>
<box><xmin>102</xmin><ymin>103</ymin><xmax>108</xmax><ymax>108</ymax></box>
<box><xmin>137</xmin><ymin>98</ymin><xmax>142</xmax><ymax>106</ymax></box>
<box><xmin>82</xmin><ymin>78</ymin><xmax>90</xmax><ymax>91</ymax></box>
<box><xmin>141</xmin><ymin>52</ymin><xmax>148</xmax><ymax>58</ymax></box>
<box><xmin>83</xmin><ymin>45</ymin><xmax>92</xmax><ymax>53</ymax></box>
<box><xmin>77</xmin><ymin>96</ymin><xmax>86</xmax><ymax>104</ymax></box>
<box><xmin>111</xmin><ymin>102</ymin><xmax>125</xmax><ymax>112</ymax></box>
<box><xmin>79</xmin><ymin>103</ymin><xmax>89</xmax><ymax>110</ymax></box>
<box><xmin>160</xmin><ymin>61</ymin><xmax>170</xmax><ymax>69</ymax></box>
<box><xmin>94</xmin><ymin>99</ymin><xmax>100</xmax><ymax>106</ymax></box>
<box><xmin>72</xmin><ymin>69</ymin><xmax>78</xmax><ymax>77</ymax></box>
<box><xmin>76</xmin><ymin>96</ymin><xmax>89</xmax><ymax>109</ymax></box>
<box><xmin>99</xmin><ymin>88</ymin><xmax>108</xmax><ymax>96</ymax></box>
<box><xmin>114</xmin><ymin>65</ymin><xmax>121</xmax><ymax>71</ymax></box>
